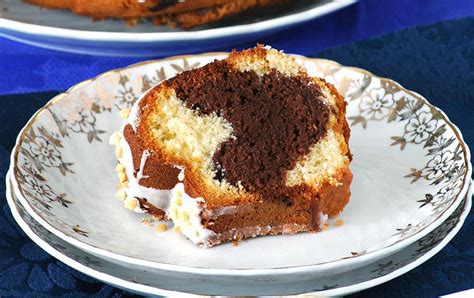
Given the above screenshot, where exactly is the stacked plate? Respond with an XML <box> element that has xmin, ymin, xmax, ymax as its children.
<box><xmin>6</xmin><ymin>53</ymin><xmax>472</xmax><ymax>296</ymax></box>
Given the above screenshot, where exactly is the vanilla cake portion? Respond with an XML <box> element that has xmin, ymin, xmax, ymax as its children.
<box><xmin>111</xmin><ymin>45</ymin><xmax>352</xmax><ymax>247</ymax></box>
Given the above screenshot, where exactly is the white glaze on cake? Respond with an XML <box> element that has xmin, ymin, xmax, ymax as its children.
<box><xmin>168</xmin><ymin>183</ymin><xmax>216</xmax><ymax>247</ymax></box>
<box><xmin>204</xmin><ymin>205</ymin><xmax>240</xmax><ymax>218</ymax></box>
<box><xmin>118</xmin><ymin>136</ymin><xmax>171</xmax><ymax>212</ymax></box>
<box><xmin>319</xmin><ymin>212</ymin><xmax>329</xmax><ymax>227</ymax></box>
<box><xmin>136</xmin><ymin>150</ymin><xmax>150</xmax><ymax>181</ymax></box>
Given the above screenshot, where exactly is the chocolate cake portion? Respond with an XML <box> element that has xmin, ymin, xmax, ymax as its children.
<box><xmin>167</xmin><ymin>60</ymin><xmax>330</xmax><ymax>201</ymax></box>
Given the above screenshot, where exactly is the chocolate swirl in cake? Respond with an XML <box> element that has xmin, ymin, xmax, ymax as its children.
<box><xmin>167</xmin><ymin>60</ymin><xmax>330</xmax><ymax>200</ymax></box>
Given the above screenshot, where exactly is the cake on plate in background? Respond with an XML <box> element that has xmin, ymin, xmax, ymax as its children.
<box><xmin>24</xmin><ymin>0</ymin><xmax>290</xmax><ymax>28</ymax></box>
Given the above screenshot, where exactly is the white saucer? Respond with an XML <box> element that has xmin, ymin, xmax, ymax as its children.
<box><xmin>10</xmin><ymin>54</ymin><xmax>471</xmax><ymax>278</ymax></box>
<box><xmin>7</xmin><ymin>173</ymin><xmax>472</xmax><ymax>296</ymax></box>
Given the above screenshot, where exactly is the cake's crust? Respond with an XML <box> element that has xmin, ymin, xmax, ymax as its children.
<box><xmin>202</xmin><ymin>169</ymin><xmax>352</xmax><ymax>237</ymax></box>
<box><xmin>137</xmin><ymin>198</ymin><xmax>167</xmax><ymax>219</ymax></box>
<box><xmin>207</xmin><ymin>169</ymin><xmax>352</xmax><ymax>246</ymax></box>
<box><xmin>123</xmin><ymin>124</ymin><xmax>180</xmax><ymax>190</ymax></box>
<box><xmin>324</xmin><ymin>79</ymin><xmax>352</xmax><ymax>160</ymax></box>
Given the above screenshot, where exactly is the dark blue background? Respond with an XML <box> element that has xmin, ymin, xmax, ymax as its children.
<box><xmin>0</xmin><ymin>0</ymin><xmax>473</xmax><ymax>297</ymax></box>
<box><xmin>2</xmin><ymin>0</ymin><xmax>474</xmax><ymax>94</ymax></box>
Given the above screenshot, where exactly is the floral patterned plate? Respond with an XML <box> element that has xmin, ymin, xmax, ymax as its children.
<box><xmin>6</xmin><ymin>173</ymin><xmax>472</xmax><ymax>296</ymax></box>
<box><xmin>10</xmin><ymin>54</ymin><xmax>472</xmax><ymax>276</ymax></box>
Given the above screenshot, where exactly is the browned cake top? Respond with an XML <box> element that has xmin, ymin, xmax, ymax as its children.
<box><xmin>166</xmin><ymin>59</ymin><xmax>330</xmax><ymax>201</ymax></box>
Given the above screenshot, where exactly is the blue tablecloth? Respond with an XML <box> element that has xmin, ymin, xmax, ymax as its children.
<box><xmin>1</xmin><ymin>1</ymin><xmax>474</xmax><ymax>297</ymax></box>
<box><xmin>2</xmin><ymin>0</ymin><xmax>474</xmax><ymax>95</ymax></box>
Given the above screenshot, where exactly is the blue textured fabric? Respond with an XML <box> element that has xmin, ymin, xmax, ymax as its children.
<box><xmin>0</xmin><ymin>147</ymin><xmax>136</xmax><ymax>297</ymax></box>
<box><xmin>317</xmin><ymin>17</ymin><xmax>474</xmax><ymax>298</ymax></box>
<box><xmin>2</xmin><ymin>0</ymin><xmax>474</xmax><ymax>94</ymax></box>
<box><xmin>1</xmin><ymin>9</ymin><xmax>474</xmax><ymax>298</ymax></box>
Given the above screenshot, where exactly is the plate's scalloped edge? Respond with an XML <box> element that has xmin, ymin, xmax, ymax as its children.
<box><xmin>9</xmin><ymin>53</ymin><xmax>473</xmax><ymax>275</ymax></box>
<box><xmin>320</xmin><ymin>181</ymin><xmax>472</xmax><ymax>297</ymax></box>
<box><xmin>4</xmin><ymin>172</ymin><xmax>195</xmax><ymax>298</ymax></box>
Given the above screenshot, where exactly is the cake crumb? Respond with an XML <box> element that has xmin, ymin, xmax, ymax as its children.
<box><xmin>232</xmin><ymin>240</ymin><xmax>240</xmax><ymax>247</ymax></box>
<box><xmin>173</xmin><ymin>226</ymin><xmax>181</xmax><ymax>233</ymax></box>
<box><xmin>115</xmin><ymin>189</ymin><xmax>126</xmax><ymax>201</ymax></box>
<box><xmin>124</xmin><ymin>197</ymin><xmax>138</xmax><ymax>210</ymax></box>
<box><xmin>156</xmin><ymin>223</ymin><xmax>168</xmax><ymax>232</ymax></box>
<box><xmin>335</xmin><ymin>219</ymin><xmax>344</xmax><ymax>226</ymax></box>
<box><xmin>116</xmin><ymin>163</ymin><xmax>126</xmax><ymax>173</ymax></box>
<box><xmin>141</xmin><ymin>218</ymin><xmax>151</xmax><ymax>224</ymax></box>
<box><xmin>170</xmin><ymin>206</ymin><xmax>178</xmax><ymax>218</ymax></box>
<box><xmin>108</xmin><ymin>131</ymin><xmax>122</xmax><ymax>145</ymax></box>
<box><xmin>322</xmin><ymin>223</ymin><xmax>330</xmax><ymax>231</ymax></box>
<box><xmin>118</xmin><ymin>171</ymin><xmax>127</xmax><ymax>183</ymax></box>
<box><xmin>119</xmin><ymin>108</ymin><xmax>131</xmax><ymax>119</ymax></box>
<box><xmin>115</xmin><ymin>145</ymin><xmax>123</xmax><ymax>158</ymax></box>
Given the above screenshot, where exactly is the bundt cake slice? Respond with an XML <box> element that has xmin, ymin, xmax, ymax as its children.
<box><xmin>110</xmin><ymin>45</ymin><xmax>352</xmax><ymax>247</ymax></box>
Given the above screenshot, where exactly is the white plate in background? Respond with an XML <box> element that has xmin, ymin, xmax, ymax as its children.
<box><xmin>0</xmin><ymin>0</ymin><xmax>355</xmax><ymax>56</ymax></box>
